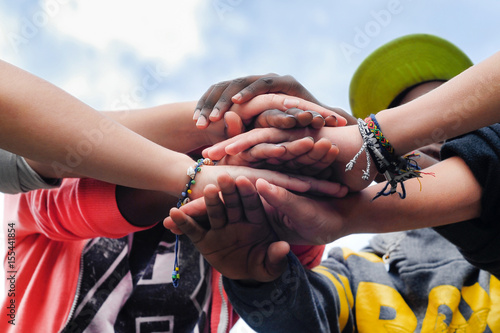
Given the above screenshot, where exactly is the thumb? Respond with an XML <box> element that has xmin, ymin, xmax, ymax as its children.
<box><xmin>265</xmin><ymin>241</ymin><xmax>290</xmax><ymax>280</ymax></box>
<box><xmin>224</xmin><ymin>111</ymin><xmax>245</xmax><ymax>138</ymax></box>
<box><xmin>256</xmin><ymin>179</ymin><xmax>315</xmax><ymax>244</ymax></box>
<box><xmin>255</xmin><ymin>178</ymin><xmax>299</xmax><ymax>218</ymax></box>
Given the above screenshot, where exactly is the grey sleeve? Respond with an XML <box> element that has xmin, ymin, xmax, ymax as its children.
<box><xmin>0</xmin><ymin>149</ymin><xmax>61</xmax><ymax>194</ymax></box>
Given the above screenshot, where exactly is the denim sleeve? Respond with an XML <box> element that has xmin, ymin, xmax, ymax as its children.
<box><xmin>223</xmin><ymin>252</ymin><xmax>355</xmax><ymax>333</ymax></box>
<box><xmin>435</xmin><ymin>123</ymin><xmax>500</xmax><ymax>277</ymax></box>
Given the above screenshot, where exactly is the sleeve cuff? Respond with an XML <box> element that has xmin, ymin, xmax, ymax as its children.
<box><xmin>76</xmin><ymin>178</ymin><xmax>151</xmax><ymax>238</ymax></box>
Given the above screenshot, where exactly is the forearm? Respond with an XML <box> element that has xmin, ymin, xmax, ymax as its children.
<box><xmin>103</xmin><ymin>101</ymin><xmax>214</xmax><ymax>153</ymax></box>
<box><xmin>375</xmin><ymin>51</ymin><xmax>500</xmax><ymax>155</ymax></box>
<box><xmin>0</xmin><ymin>60</ymin><xmax>197</xmax><ymax>194</ymax></box>
<box><xmin>343</xmin><ymin>156</ymin><xmax>481</xmax><ymax>235</ymax></box>
<box><xmin>0</xmin><ymin>59</ymin><xmax>117</xmax><ymax>165</ymax></box>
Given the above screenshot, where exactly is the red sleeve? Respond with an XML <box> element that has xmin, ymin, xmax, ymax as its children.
<box><xmin>290</xmin><ymin>245</ymin><xmax>325</xmax><ymax>269</ymax></box>
<box><xmin>16</xmin><ymin>178</ymin><xmax>149</xmax><ymax>241</ymax></box>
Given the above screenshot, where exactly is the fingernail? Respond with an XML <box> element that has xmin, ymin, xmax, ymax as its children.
<box><xmin>193</xmin><ymin>109</ymin><xmax>201</xmax><ymax>120</ymax></box>
<box><xmin>210</xmin><ymin>107</ymin><xmax>220</xmax><ymax>119</ymax></box>
<box><xmin>232</xmin><ymin>93</ymin><xmax>242</xmax><ymax>102</ymax></box>
<box><xmin>275</xmin><ymin>144</ymin><xmax>287</xmax><ymax>151</ymax></box>
<box><xmin>325</xmin><ymin>115</ymin><xmax>338</xmax><ymax>126</ymax></box>
<box><xmin>283</xmin><ymin>98</ymin><xmax>300</xmax><ymax>108</ymax></box>
<box><xmin>306</xmin><ymin>136</ymin><xmax>314</xmax><ymax>141</ymax></box>
<box><xmin>196</xmin><ymin>115</ymin><xmax>207</xmax><ymax>127</ymax></box>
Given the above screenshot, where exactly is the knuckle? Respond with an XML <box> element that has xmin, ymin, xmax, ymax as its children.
<box><xmin>261</xmin><ymin>77</ymin><xmax>274</xmax><ymax>86</ymax></box>
<box><xmin>218</xmin><ymin>95</ymin><xmax>229</xmax><ymax>103</ymax></box>
<box><xmin>233</xmin><ymin>77</ymin><xmax>248</xmax><ymax>84</ymax></box>
<box><xmin>214</xmin><ymin>80</ymin><xmax>230</xmax><ymax>87</ymax></box>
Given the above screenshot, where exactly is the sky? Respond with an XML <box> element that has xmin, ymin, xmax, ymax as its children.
<box><xmin>1</xmin><ymin>1</ymin><xmax>499</xmax><ymax>331</ymax></box>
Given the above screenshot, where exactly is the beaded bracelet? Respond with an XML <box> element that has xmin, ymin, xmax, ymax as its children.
<box><xmin>346</xmin><ymin>114</ymin><xmax>433</xmax><ymax>200</ymax></box>
<box><xmin>172</xmin><ymin>158</ymin><xmax>213</xmax><ymax>288</ymax></box>
<box><xmin>365</xmin><ymin>114</ymin><xmax>394</xmax><ymax>156</ymax></box>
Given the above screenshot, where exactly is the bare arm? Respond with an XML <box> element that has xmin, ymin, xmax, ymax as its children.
<box><xmin>376</xmin><ymin>51</ymin><xmax>500</xmax><ymax>155</ymax></box>
<box><xmin>0</xmin><ymin>59</ymin><xmax>196</xmax><ymax>194</ymax></box>
<box><xmin>102</xmin><ymin>101</ymin><xmax>216</xmax><ymax>153</ymax></box>
<box><xmin>255</xmin><ymin>156</ymin><xmax>481</xmax><ymax>245</ymax></box>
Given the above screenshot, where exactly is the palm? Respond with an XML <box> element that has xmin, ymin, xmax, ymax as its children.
<box><xmin>169</xmin><ymin>174</ymin><xmax>289</xmax><ymax>282</ymax></box>
<box><xmin>193</xmin><ymin>218</ymin><xmax>279</xmax><ymax>281</ymax></box>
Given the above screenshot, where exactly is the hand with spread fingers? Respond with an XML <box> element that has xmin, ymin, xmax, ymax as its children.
<box><xmin>203</xmin><ymin>125</ymin><xmax>375</xmax><ymax>192</ymax></box>
<box><xmin>167</xmin><ymin>174</ymin><xmax>290</xmax><ymax>282</ymax></box>
<box><xmin>218</xmin><ymin>136</ymin><xmax>340</xmax><ymax>179</ymax></box>
<box><xmin>193</xmin><ymin>73</ymin><xmax>352</xmax><ymax>130</ymax></box>
<box><xmin>194</xmin><ymin>74</ymin><xmax>319</xmax><ymax>126</ymax></box>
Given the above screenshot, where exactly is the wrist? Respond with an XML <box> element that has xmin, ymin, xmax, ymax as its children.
<box><xmin>166</xmin><ymin>153</ymin><xmax>198</xmax><ymax>197</ymax></box>
<box><xmin>375</xmin><ymin>107</ymin><xmax>424</xmax><ymax>155</ymax></box>
<box><xmin>174</xmin><ymin>158</ymin><xmax>214</xmax><ymax>206</ymax></box>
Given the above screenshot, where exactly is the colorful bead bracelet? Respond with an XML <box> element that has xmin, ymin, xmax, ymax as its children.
<box><xmin>172</xmin><ymin>158</ymin><xmax>213</xmax><ymax>288</ymax></box>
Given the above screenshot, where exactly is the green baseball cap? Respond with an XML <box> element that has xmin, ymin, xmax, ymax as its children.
<box><xmin>349</xmin><ymin>34</ymin><xmax>473</xmax><ymax>119</ymax></box>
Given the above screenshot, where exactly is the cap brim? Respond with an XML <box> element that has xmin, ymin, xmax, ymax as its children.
<box><xmin>349</xmin><ymin>34</ymin><xmax>473</xmax><ymax>119</ymax></box>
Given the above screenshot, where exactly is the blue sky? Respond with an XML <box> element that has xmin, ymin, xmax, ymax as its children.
<box><xmin>2</xmin><ymin>1</ymin><xmax>499</xmax><ymax>112</ymax></box>
<box><xmin>1</xmin><ymin>2</ymin><xmax>499</xmax><ymax>329</ymax></box>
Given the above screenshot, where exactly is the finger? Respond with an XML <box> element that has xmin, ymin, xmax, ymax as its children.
<box><xmin>325</xmin><ymin>115</ymin><xmax>339</xmax><ymax>127</ymax></box>
<box><xmin>257</xmin><ymin>170</ymin><xmax>348</xmax><ymax>197</ymax></box>
<box><xmin>255</xmin><ymin>179</ymin><xmax>305</xmax><ymax>237</ymax></box>
<box><xmin>292</xmin><ymin>145</ymin><xmax>338</xmax><ymax>176</ymax></box>
<box><xmin>216</xmin><ymin>173</ymin><xmax>243</xmax><ymax>224</ymax></box>
<box><xmin>224</xmin><ymin>128</ymin><xmax>305</xmax><ymax>156</ymax></box>
<box><xmin>277</xmin><ymin>137</ymin><xmax>315</xmax><ymax>162</ymax></box>
<box><xmin>253</xmin><ymin>109</ymin><xmax>297</xmax><ymax>129</ymax></box>
<box><xmin>281</xmin><ymin>97</ymin><xmax>347</xmax><ymax>126</ymax></box>
<box><xmin>284</xmin><ymin>139</ymin><xmax>337</xmax><ymax>173</ymax></box>
<box><xmin>169</xmin><ymin>207</ymin><xmax>207</xmax><ymax>243</ymax></box>
<box><xmin>285</xmin><ymin>108</ymin><xmax>314</xmax><ymax>127</ymax></box>
<box><xmin>264</xmin><ymin>241</ymin><xmax>290</xmax><ymax>280</ymax></box>
<box><xmin>228</xmin><ymin>167</ymin><xmax>309</xmax><ymax>194</ymax></box>
<box><xmin>204</xmin><ymin>184</ymin><xmax>227</xmax><ymax>230</ymax></box>
<box><xmin>163</xmin><ymin>216</ymin><xmax>184</xmax><ymax>235</ymax></box>
<box><xmin>204</xmin><ymin>128</ymin><xmax>301</xmax><ymax>160</ymax></box>
<box><xmin>286</xmin><ymin>109</ymin><xmax>326</xmax><ymax>129</ymax></box>
<box><xmin>237</xmin><ymin>143</ymin><xmax>287</xmax><ymax>163</ymax></box>
<box><xmin>197</xmin><ymin>81</ymin><xmax>231</xmax><ymax>129</ymax></box>
<box><xmin>224</xmin><ymin>111</ymin><xmax>245</xmax><ymax>138</ymax></box>
<box><xmin>326</xmin><ymin>106</ymin><xmax>356</xmax><ymax>126</ymax></box>
<box><xmin>297</xmin><ymin>177</ymin><xmax>349</xmax><ymax>197</ymax></box>
<box><xmin>308</xmin><ymin>111</ymin><xmax>327</xmax><ymax>129</ymax></box>
<box><xmin>234</xmin><ymin>176</ymin><xmax>267</xmax><ymax>225</ymax></box>
<box><xmin>217</xmin><ymin>154</ymin><xmax>267</xmax><ymax>168</ymax></box>
<box><xmin>212</xmin><ymin>76</ymin><xmax>270</xmax><ymax>118</ymax></box>
<box><xmin>177</xmin><ymin>196</ymin><xmax>208</xmax><ymax>218</ymax></box>
<box><xmin>177</xmin><ymin>196</ymin><xmax>212</xmax><ymax>230</ymax></box>
<box><xmin>233</xmin><ymin>74</ymin><xmax>316</xmax><ymax>104</ymax></box>
<box><xmin>194</xmin><ymin>86</ymin><xmax>214</xmax><ymax>120</ymax></box>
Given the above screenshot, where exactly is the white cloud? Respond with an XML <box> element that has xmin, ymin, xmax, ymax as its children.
<box><xmin>48</xmin><ymin>0</ymin><xmax>204</xmax><ymax>65</ymax></box>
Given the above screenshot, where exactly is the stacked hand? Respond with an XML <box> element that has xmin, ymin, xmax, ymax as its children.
<box><xmin>164</xmin><ymin>74</ymin><xmax>357</xmax><ymax>282</ymax></box>
<box><xmin>165</xmin><ymin>174</ymin><xmax>352</xmax><ymax>282</ymax></box>
<box><xmin>193</xmin><ymin>73</ymin><xmax>352</xmax><ymax>130</ymax></box>
<box><xmin>167</xmin><ymin>174</ymin><xmax>290</xmax><ymax>282</ymax></box>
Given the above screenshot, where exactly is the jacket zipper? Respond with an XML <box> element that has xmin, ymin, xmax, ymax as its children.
<box><xmin>59</xmin><ymin>248</ymin><xmax>85</xmax><ymax>332</ymax></box>
<box><xmin>217</xmin><ymin>274</ymin><xmax>229</xmax><ymax>333</ymax></box>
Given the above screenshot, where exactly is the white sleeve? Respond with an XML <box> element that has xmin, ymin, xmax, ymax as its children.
<box><xmin>0</xmin><ymin>148</ymin><xmax>61</xmax><ymax>194</ymax></box>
